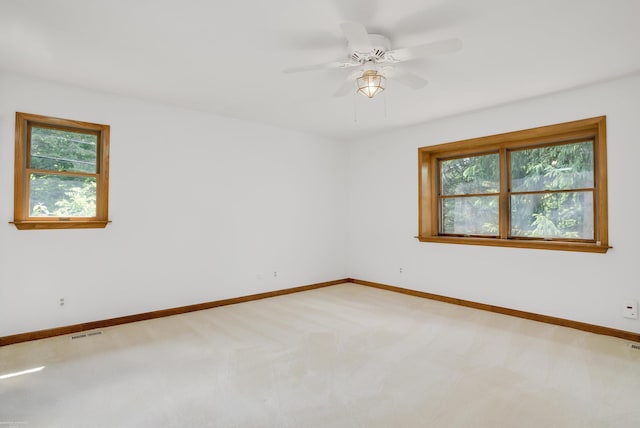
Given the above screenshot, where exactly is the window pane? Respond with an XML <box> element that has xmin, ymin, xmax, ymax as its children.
<box><xmin>30</xmin><ymin>127</ymin><xmax>97</xmax><ymax>173</ymax></box>
<box><xmin>441</xmin><ymin>196</ymin><xmax>498</xmax><ymax>235</ymax></box>
<box><xmin>440</xmin><ymin>153</ymin><xmax>499</xmax><ymax>195</ymax></box>
<box><xmin>510</xmin><ymin>141</ymin><xmax>593</xmax><ymax>192</ymax></box>
<box><xmin>29</xmin><ymin>174</ymin><xmax>97</xmax><ymax>217</ymax></box>
<box><xmin>510</xmin><ymin>191</ymin><xmax>593</xmax><ymax>239</ymax></box>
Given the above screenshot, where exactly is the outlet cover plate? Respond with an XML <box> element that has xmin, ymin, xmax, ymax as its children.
<box><xmin>623</xmin><ymin>300</ymin><xmax>638</xmax><ymax>319</ymax></box>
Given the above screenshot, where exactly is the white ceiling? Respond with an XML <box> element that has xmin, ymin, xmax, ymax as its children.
<box><xmin>1</xmin><ymin>0</ymin><xmax>639</xmax><ymax>141</ymax></box>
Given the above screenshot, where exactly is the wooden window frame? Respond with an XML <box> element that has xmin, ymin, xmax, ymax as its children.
<box><xmin>12</xmin><ymin>112</ymin><xmax>110</xmax><ymax>230</ymax></box>
<box><xmin>418</xmin><ymin>116</ymin><xmax>609</xmax><ymax>253</ymax></box>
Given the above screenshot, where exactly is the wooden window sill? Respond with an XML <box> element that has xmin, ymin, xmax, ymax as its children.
<box><xmin>416</xmin><ymin>235</ymin><xmax>611</xmax><ymax>254</ymax></box>
<box><xmin>11</xmin><ymin>220</ymin><xmax>111</xmax><ymax>230</ymax></box>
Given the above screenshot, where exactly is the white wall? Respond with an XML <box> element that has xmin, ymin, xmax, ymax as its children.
<box><xmin>0</xmin><ymin>72</ymin><xmax>348</xmax><ymax>336</ymax></box>
<box><xmin>347</xmin><ymin>72</ymin><xmax>640</xmax><ymax>333</ymax></box>
<box><xmin>3</xmin><ymin>71</ymin><xmax>639</xmax><ymax>338</ymax></box>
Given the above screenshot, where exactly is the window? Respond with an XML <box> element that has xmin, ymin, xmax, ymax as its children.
<box><xmin>418</xmin><ymin>116</ymin><xmax>608</xmax><ymax>253</ymax></box>
<box><xmin>13</xmin><ymin>112</ymin><xmax>110</xmax><ymax>230</ymax></box>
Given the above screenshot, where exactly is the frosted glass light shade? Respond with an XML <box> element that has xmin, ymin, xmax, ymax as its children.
<box><xmin>356</xmin><ymin>70</ymin><xmax>386</xmax><ymax>98</ymax></box>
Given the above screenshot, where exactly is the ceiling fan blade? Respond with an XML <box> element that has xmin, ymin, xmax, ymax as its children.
<box><xmin>333</xmin><ymin>0</ymin><xmax>379</xmax><ymax>24</ymax></box>
<box><xmin>384</xmin><ymin>38</ymin><xmax>462</xmax><ymax>63</ymax></box>
<box><xmin>340</xmin><ymin>22</ymin><xmax>372</xmax><ymax>52</ymax></box>
<box><xmin>283</xmin><ymin>61</ymin><xmax>359</xmax><ymax>73</ymax></box>
<box><xmin>393</xmin><ymin>69</ymin><xmax>429</xmax><ymax>89</ymax></box>
<box><xmin>334</xmin><ymin>72</ymin><xmax>359</xmax><ymax>97</ymax></box>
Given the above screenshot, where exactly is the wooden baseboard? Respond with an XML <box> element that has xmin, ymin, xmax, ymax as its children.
<box><xmin>4</xmin><ymin>277</ymin><xmax>637</xmax><ymax>346</ymax></box>
<box><xmin>0</xmin><ymin>279</ymin><xmax>349</xmax><ymax>346</ymax></box>
<box><xmin>348</xmin><ymin>278</ymin><xmax>640</xmax><ymax>342</ymax></box>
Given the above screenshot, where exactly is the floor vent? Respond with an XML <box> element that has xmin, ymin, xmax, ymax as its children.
<box><xmin>630</xmin><ymin>343</ymin><xmax>640</xmax><ymax>351</ymax></box>
<box><xmin>71</xmin><ymin>331</ymin><xmax>102</xmax><ymax>340</ymax></box>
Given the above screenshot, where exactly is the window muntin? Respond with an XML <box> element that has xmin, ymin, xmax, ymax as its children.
<box><xmin>418</xmin><ymin>117</ymin><xmax>608</xmax><ymax>253</ymax></box>
<box><xmin>13</xmin><ymin>112</ymin><xmax>110</xmax><ymax>229</ymax></box>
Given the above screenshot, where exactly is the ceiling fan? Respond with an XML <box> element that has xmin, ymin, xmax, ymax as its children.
<box><xmin>283</xmin><ymin>22</ymin><xmax>462</xmax><ymax>98</ymax></box>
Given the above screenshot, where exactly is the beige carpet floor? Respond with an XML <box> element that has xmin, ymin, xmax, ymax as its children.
<box><xmin>1</xmin><ymin>283</ymin><xmax>639</xmax><ymax>427</ymax></box>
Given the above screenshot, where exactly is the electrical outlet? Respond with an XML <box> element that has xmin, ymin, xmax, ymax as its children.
<box><xmin>399</xmin><ymin>267</ymin><xmax>403</xmax><ymax>274</ymax></box>
<box><xmin>59</xmin><ymin>298</ymin><xmax>65</xmax><ymax>307</ymax></box>
<box><xmin>623</xmin><ymin>300</ymin><xmax>638</xmax><ymax>319</ymax></box>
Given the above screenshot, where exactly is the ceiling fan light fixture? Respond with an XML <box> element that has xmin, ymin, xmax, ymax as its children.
<box><xmin>356</xmin><ymin>70</ymin><xmax>386</xmax><ymax>98</ymax></box>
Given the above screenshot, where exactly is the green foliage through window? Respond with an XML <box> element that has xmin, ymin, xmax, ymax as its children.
<box><xmin>509</xmin><ymin>141</ymin><xmax>594</xmax><ymax>240</ymax></box>
<box><xmin>14</xmin><ymin>112</ymin><xmax>110</xmax><ymax>229</ymax></box>
<box><xmin>437</xmin><ymin>141</ymin><xmax>596</xmax><ymax>240</ymax></box>
<box><xmin>30</xmin><ymin>174</ymin><xmax>96</xmax><ymax>217</ymax></box>
<box><xmin>30</xmin><ymin>127</ymin><xmax>97</xmax><ymax>173</ymax></box>
<box><xmin>28</xmin><ymin>127</ymin><xmax>99</xmax><ymax>217</ymax></box>
<box><xmin>419</xmin><ymin>116</ymin><xmax>607</xmax><ymax>252</ymax></box>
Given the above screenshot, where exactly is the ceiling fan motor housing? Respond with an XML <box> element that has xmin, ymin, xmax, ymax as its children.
<box><xmin>349</xmin><ymin>34</ymin><xmax>391</xmax><ymax>63</ymax></box>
